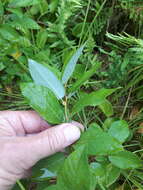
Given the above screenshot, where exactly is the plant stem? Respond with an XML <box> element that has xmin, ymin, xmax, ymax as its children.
<box><xmin>82</xmin><ymin>0</ymin><xmax>107</xmax><ymax>43</ymax></box>
<box><xmin>16</xmin><ymin>180</ymin><xmax>26</xmax><ymax>190</ymax></box>
<box><xmin>79</xmin><ymin>0</ymin><xmax>91</xmax><ymax>46</ymax></box>
<box><xmin>120</xmin><ymin>87</ymin><xmax>132</xmax><ymax>120</ymax></box>
<box><xmin>64</xmin><ymin>96</ymin><xmax>69</xmax><ymax>122</ymax></box>
<box><xmin>98</xmin><ymin>181</ymin><xmax>106</xmax><ymax>190</ymax></box>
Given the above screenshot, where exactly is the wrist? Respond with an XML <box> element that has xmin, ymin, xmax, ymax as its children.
<box><xmin>0</xmin><ymin>178</ymin><xmax>14</xmax><ymax>190</ymax></box>
<box><xmin>0</xmin><ymin>169</ymin><xmax>16</xmax><ymax>190</ymax></box>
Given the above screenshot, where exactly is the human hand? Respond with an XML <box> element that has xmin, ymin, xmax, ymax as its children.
<box><xmin>0</xmin><ymin>111</ymin><xmax>81</xmax><ymax>190</ymax></box>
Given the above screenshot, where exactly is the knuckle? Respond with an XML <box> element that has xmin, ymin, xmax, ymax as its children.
<box><xmin>0</xmin><ymin>138</ymin><xmax>27</xmax><ymax>176</ymax></box>
<box><xmin>45</xmin><ymin>129</ymin><xmax>66</xmax><ymax>153</ymax></box>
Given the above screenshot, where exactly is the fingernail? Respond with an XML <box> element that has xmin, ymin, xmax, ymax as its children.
<box><xmin>40</xmin><ymin>119</ymin><xmax>51</xmax><ymax>130</ymax></box>
<box><xmin>71</xmin><ymin>121</ymin><xmax>85</xmax><ymax>132</ymax></box>
<box><xmin>63</xmin><ymin>124</ymin><xmax>81</xmax><ymax>144</ymax></box>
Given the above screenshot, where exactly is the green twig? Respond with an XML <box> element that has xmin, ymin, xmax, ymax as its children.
<box><xmin>64</xmin><ymin>96</ymin><xmax>69</xmax><ymax>122</ymax></box>
<box><xmin>16</xmin><ymin>180</ymin><xmax>26</xmax><ymax>190</ymax></box>
<box><xmin>120</xmin><ymin>87</ymin><xmax>132</xmax><ymax>120</ymax></box>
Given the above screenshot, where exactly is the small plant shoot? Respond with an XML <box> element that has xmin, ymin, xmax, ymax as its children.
<box><xmin>1</xmin><ymin>1</ymin><xmax>143</xmax><ymax>189</ymax></box>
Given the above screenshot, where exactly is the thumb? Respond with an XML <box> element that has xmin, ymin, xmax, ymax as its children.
<box><xmin>17</xmin><ymin>123</ymin><xmax>81</xmax><ymax>167</ymax></box>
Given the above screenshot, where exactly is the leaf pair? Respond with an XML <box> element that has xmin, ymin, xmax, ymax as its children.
<box><xmin>21</xmin><ymin>45</ymin><xmax>85</xmax><ymax>123</ymax></box>
<box><xmin>21</xmin><ymin>45</ymin><xmax>117</xmax><ymax>124</ymax></box>
<box><xmin>28</xmin><ymin>44</ymin><xmax>85</xmax><ymax>99</ymax></box>
<box><xmin>75</xmin><ymin>121</ymin><xmax>142</xmax><ymax>170</ymax></box>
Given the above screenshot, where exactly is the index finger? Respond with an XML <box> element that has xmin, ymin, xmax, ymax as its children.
<box><xmin>0</xmin><ymin>110</ymin><xmax>50</xmax><ymax>135</ymax></box>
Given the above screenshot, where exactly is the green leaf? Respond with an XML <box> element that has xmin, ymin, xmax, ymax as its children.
<box><xmin>38</xmin><ymin>0</ymin><xmax>48</xmax><ymax>14</ymax></box>
<box><xmin>0</xmin><ymin>24</ymin><xmax>20</xmax><ymax>41</ymax></box>
<box><xmin>72</xmin><ymin>22</ymin><xmax>89</xmax><ymax>38</ymax></box>
<box><xmin>49</xmin><ymin>0</ymin><xmax>59</xmax><ymax>12</ymax></box>
<box><xmin>34</xmin><ymin>169</ymin><xmax>56</xmax><ymax>181</ymax></box>
<box><xmin>6</xmin><ymin>8</ymin><xmax>24</xmax><ymax>17</ymax></box>
<box><xmin>108</xmin><ymin>120</ymin><xmax>130</xmax><ymax>143</ymax></box>
<box><xmin>0</xmin><ymin>24</ymin><xmax>30</xmax><ymax>47</ymax></box>
<box><xmin>72</xmin><ymin>88</ymin><xmax>118</xmax><ymax>115</ymax></box>
<box><xmin>103</xmin><ymin>118</ymin><xmax>117</xmax><ymax>130</ymax></box>
<box><xmin>90</xmin><ymin>174</ymin><xmax>97</xmax><ymax>190</ymax></box>
<box><xmin>69</xmin><ymin>61</ymin><xmax>101</xmax><ymax>93</ymax></box>
<box><xmin>36</xmin><ymin>29</ymin><xmax>48</xmax><ymax>49</ymax></box>
<box><xmin>57</xmin><ymin>146</ymin><xmax>91</xmax><ymax>190</ymax></box>
<box><xmin>62</xmin><ymin>44</ymin><xmax>85</xmax><ymax>84</ymax></box>
<box><xmin>9</xmin><ymin>0</ymin><xmax>39</xmax><ymax>7</ymax></box>
<box><xmin>109</xmin><ymin>151</ymin><xmax>142</xmax><ymax>169</ymax></box>
<box><xmin>99</xmin><ymin>99</ymin><xmax>113</xmax><ymax>117</ymax></box>
<box><xmin>90</xmin><ymin>162</ymin><xmax>105</xmax><ymax>179</ymax></box>
<box><xmin>45</xmin><ymin>153</ymin><xmax>65</xmax><ymax>174</ymax></box>
<box><xmin>10</xmin><ymin>16</ymin><xmax>40</xmax><ymax>30</ymax></box>
<box><xmin>21</xmin><ymin>83</ymin><xmax>65</xmax><ymax>124</ymax></box>
<box><xmin>105</xmin><ymin>164</ymin><xmax>120</xmax><ymax>187</ymax></box>
<box><xmin>75</xmin><ymin>123</ymin><xmax>123</xmax><ymax>156</ymax></box>
<box><xmin>28</xmin><ymin>59</ymin><xmax>65</xmax><ymax>99</ymax></box>
<box><xmin>72</xmin><ymin>64</ymin><xmax>86</xmax><ymax>79</ymax></box>
<box><xmin>62</xmin><ymin>49</ymin><xmax>75</xmax><ymax>70</ymax></box>
<box><xmin>90</xmin><ymin>162</ymin><xmax>120</xmax><ymax>187</ymax></box>
<box><xmin>0</xmin><ymin>62</ymin><xmax>5</xmax><ymax>71</ymax></box>
<box><xmin>32</xmin><ymin>153</ymin><xmax>65</xmax><ymax>181</ymax></box>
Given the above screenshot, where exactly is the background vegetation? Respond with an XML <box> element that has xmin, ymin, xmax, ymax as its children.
<box><xmin>1</xmin><ymin>0</ymin><xmax>143</xmax><ymax>189</ymax></box>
